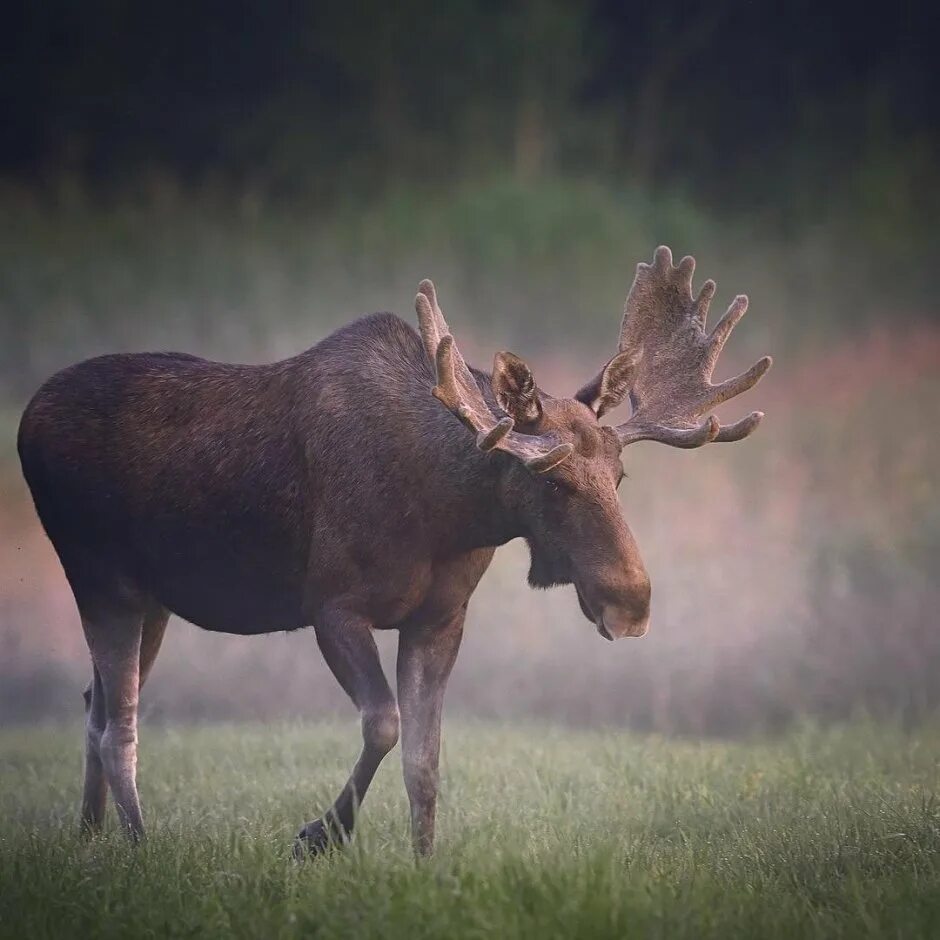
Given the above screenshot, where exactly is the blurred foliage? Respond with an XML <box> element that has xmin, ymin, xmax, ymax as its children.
<box><xmin>7</xmin><ymin>1</ymin><xmax>936</xmax><ymax>201</ymax></box>
<box><xmin>2</xmin><ymin>0</ymin><xmax>936</xmax><ymax>397</ymax></box>
<box><xmin>0</xmin><ymin>167</ymin><xmax>935</xmax><ymax>401</ymax></box>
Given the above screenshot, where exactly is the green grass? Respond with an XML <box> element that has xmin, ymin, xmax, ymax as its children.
<box><xmin>1</xmin><ymin>722</ymin><xmax>939</xmax><ymax>938</ymax></box>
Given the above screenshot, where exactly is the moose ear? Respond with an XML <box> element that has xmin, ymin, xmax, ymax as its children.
<box><xmin>492</xmin><ymin>351</ymin><xmax>542</xmax><ymax>424</ymax></box>
<box><xmin>574</xmin><ymin>350</ymin><xmax>639</xmax><ymax>418</ymax></box>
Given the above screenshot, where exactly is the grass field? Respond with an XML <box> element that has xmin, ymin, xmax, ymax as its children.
<box><xmin>1</xmin><ymin>722</ymin><xmax>939</xmax><ymax>938</ymax></box>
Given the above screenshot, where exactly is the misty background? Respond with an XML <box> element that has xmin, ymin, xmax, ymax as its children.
<box><xmin>1</xmin><ymin>0</ymin><xmax>937</xmax><ymax>733</ymax></box>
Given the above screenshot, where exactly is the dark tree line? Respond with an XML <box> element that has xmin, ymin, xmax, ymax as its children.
<box><xmin>3</xmin><ymin>0</ymin><xmax>937</xmax><ymax>212</ymax></box>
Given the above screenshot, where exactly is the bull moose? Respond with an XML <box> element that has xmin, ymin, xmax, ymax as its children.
<box><xmin>17</xmin><ymin>246</ymin><xmax>771</xmax><ymax>856</ymax></box>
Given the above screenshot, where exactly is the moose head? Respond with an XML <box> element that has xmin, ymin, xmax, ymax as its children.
<box><xmin>417</xmin><ymin>246</ymin><xmax>772</xmax><ymax>641</ymax></box>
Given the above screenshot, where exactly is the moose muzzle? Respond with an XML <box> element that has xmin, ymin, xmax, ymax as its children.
<box><xmin>577</xmin><ymin>572</ymin><xmax>651</xmax><ymax>640</ymax></box>
<box><xmin>596</xmin><ymin>602</ymin><xmax>650</xmax><ymax>640</ymax></box>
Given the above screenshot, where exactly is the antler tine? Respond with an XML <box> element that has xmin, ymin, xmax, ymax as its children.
<box><xmin>612</xmin><ymin>246</ymin><xmax>772</xmax><ymax>449</ymax></box>
<box><xmin>415</xmin><ymin>282</ymin><xmax>573</xmax><ymax>473</ymax></box>
<box><xmin>676</xmin><ymin>253</ymin><xmax>695</xmax><ymax>285</ymax></box>
<box><xmin>619</xmin><ymin>415</ymin><xmax>720</xmax><ymax>449</ymax></box>
<box><xmin>709</xmin><ymin>355</ymin><xmax>773</xmax><ymax>406</ymax></box>
<box><xmin>707</xmin><ymin>294</ymin><xmax>748</xmax><ymax>359</ymax></box>
<box><xmin>431</xmin><ymin>334</ymin><xmax>512</xmax><ymax>451</ymax></box>
<box><xmin>714</xmin><ymin>411</ymin><xmax>764</xmax><ymax>443</ymax></box>
<box><xmin>416</xmin><ymin>279</ymin><xmax>468</xmax><ymax>385</ymax></box>
<box><xmin>693</xmin><ymin>279</ymin><xmax>716</xmax><ymax>327</ymax></box>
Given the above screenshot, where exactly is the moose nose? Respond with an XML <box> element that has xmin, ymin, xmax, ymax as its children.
<box><xmin>596</xmin><ymin>570</ymin><xmax>651</xmax><ymax>639</ymax></box>
<box><xmin>597</xmin><ymin>605</ymin><xmax>650</xmax><ymax>640</ymax></box>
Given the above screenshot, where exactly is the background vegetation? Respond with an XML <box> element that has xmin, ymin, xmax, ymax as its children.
<box><xmin>1</xmin><ymin>0</ymin><xmax>937</xmax><ymax>733</ymax></box>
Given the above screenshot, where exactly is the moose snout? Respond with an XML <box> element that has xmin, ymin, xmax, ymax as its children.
<box><xmin>597</xmin><ymin>603</ymin><xmax>650</xmax><ymax>640</ymax></box>
<box><xmin>579</xmin><ymin>569</ymin><xmax>651</xmax><ymax>640</ymax></box>
<box><xmin>594</xmin><ymin>571</ymin><xmax>651</xmax><ymax>640</ymax></box>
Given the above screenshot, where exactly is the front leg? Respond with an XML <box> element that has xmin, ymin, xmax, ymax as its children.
<box><xmin>294</xmin><ymin>609</ymin><xmax>399</xmax><ymax>858</ymax></box>
<box><xmin>396</xmin><ymin>606</ymin><xmax>465</xmax><ymax>856</ymax></box>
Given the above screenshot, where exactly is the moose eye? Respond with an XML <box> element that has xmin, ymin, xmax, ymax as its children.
<box><xmin>545</xmin><ymin>477</ymin><xmax>574</xmax><ymax>497</ymax></box>
<box><xmin>617</xmin><ymin>468</ymin><xmax>625</xmax><ymax>488</ymax></box>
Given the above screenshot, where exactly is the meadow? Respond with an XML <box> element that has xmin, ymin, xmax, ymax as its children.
<box><xmin>1</xmin><ymin>177</ymin><xmax>937</xmax><ymax>938</ymax></box>
<box><xmin>1</xmin><ymin>721</ymin><xmax>939</xmax><ymax>939</ymax></box>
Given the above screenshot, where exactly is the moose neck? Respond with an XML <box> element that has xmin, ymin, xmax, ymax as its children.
<box><xmin>433</xmin><ymin>432</ymin><xmax>524</xmax><ymax>554</ymax></box>
<box><xmin>422</xmin><ymin>377</ymin><xmax>529</xmax><ymax>556</ymax></box>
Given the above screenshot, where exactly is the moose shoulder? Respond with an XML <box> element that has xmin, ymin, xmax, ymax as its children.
<box><xmin>17</xmin><ymin>246</ymin><xmax>771</xmax><ymax>857</ymax></box>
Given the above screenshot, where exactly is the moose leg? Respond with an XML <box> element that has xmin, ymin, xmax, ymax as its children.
<box><xmin>80</xmin><ymin>665</ymin><xmax>107</xmax><ymax>833</ymax></box>
<box><xmin>81</xmin><ymin>606</ymin><xmax>146</xmax><ymax>840</ymax></box>
<box><xmin>396</xmin><ymin>607</ymin><xmax>465</xmax><ymax>856</ymax></box>
<box><xmin>138</xmin><ymin>605</ymin><xmax>170</xmax><ymax>689</ymax></box>
<box><xmin>80</xmin><ymin>603</ymin><xmax>167</xmax><ymax>836</ymax></box>
<box><xmin>294</xmin><ymin>613</ymin><xmax>399</xmax><ymax>857</ymax></box>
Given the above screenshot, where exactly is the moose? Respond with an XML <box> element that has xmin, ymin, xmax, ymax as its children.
<box><xmin>18</xmin><ymin>246</ymin><xmax>771</xmax><ymax>856</ymax></box>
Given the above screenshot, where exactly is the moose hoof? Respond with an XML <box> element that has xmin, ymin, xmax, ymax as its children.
<box><xmin>292</xmin><ymin>818</ymin><xmax>346</xmax><ymax>860</ymax></box>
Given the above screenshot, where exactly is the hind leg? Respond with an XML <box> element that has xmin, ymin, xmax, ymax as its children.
<box><xmin>79</xmin><ymin>598</ymin><xmax>172</xmax><ymax>840</ymax></box>
<box><xmin>80</xmin><ymin>602</ymin><xmax>169</xmax><ymax>838</ymax></box>
<box><xmin>80</xmin><ymin>666</ymin><xmax>107</xmax><ymax>833</ymax></box>
<box><xmin>81</xmin><ymin>605</ymin><xmax>170</xmax><ymax>831</ymax></box>
<box><xmin>138</xmin><ymin>605</ymin><xmax>169</xmax><ymax>689</ymax></box>
<box><xmin>82</xmin><ymin>605</ymin><xmax>144</xmax><ymax>838</ymax></box>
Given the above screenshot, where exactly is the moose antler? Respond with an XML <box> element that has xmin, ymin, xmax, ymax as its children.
<box><xmin>415</xmin><ymin>280</ymin><xmax>573</xmax><ymax>473</ymax></box>
<box><xmin>613</xmin><ymin>246</ymin><xmax>772</xmax><ymax>448</ymax></box>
